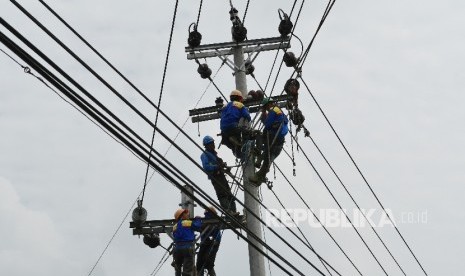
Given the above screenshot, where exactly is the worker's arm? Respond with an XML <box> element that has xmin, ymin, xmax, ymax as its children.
<box><xmin>201</xmin><ymin>153</ymin><xmax>218</xmax><ymax>173</ymax></box>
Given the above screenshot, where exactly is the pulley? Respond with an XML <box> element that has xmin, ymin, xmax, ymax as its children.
<box><xmin>291</xmin><ymin>108</ymin><xmax>305</xmax><ymax>126</ymax></box>
<box><xmin>245</xmin><ymin>61</ymin><xmax>255</xmax><ymax>75</ymax></box>
<box><xmin>197</xmin><ymin>63</ymin><xmax>212</xmax><ymax>79</ymax></box>
<box><xmin>132</xmin><ymin>200</ymin><xmax>147</xmax><ymax>227</ymax></box>
<box><xmin>283</xmin><ymin>52</ymin><xmax>298</xmax><ymax>68</ymax></box>
<box><xmin>278</xmin><ymin>9</ymin><xmax>293</xmax><ymax>37</ymax></box>
<box><xmin>143</xmin><ymin>234</ymin><xmax>160</xmax><ymax>248</ymax></box>
<box><xmin>187</xmin><ymin>23</ymin><xmax>202</xmax><ymax>48</ymax></box>
<box><xmin>284</xmin><ymin>78</ymin><xmax>300</xmax><ymax>97</ymax></box>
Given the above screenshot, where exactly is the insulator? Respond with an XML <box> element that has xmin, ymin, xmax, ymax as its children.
<box><xmin>187</xmin><ymin>23</ymin><xmax>202</xmax><ymax>48</ymax></box>
<box><xmin>132</xmin><ymin>206</ymin><xmax>147</xmax><ymax>226</ymax></box>
<box><xmin>248</xmin><ymin>90</ymin><xmax>257</xmax><ymax>100</ymax></box>
<box><xmin>245</xmin><ymin>61</ymin><xmax>255</xmax><ymax>75</ymax></box>
<box><xmin>232</xmin><ymin>25</ymin><xmax>247</xmax><ymax>42</ymax></box>
<box><xmin>255</xmin><ymin>90</ymin><xmax>264</xmax><ymax>101</ymax></box>
<box><xmin>283</xmin><ymin>52</ymin><xmax>298</xmax><ymax>67</ymax></box>
<box><xmin>143</xmin><ymin>234</ymin><xmax>160</xmax><ymax>248</ymax></box>
<box><xmin>188</xmin><ymin>30</ymin><xmax>202</xmax><ymax>48</ymax></box>
<box><xmin>197</xmin><ymin>63</ymin><xmax>212</xmax><ymax>79</ymax></box>
<box><xmin>215</xmin><ymin>97</ymin><xmax>224</xmax><ymax>107</ymax></box>
<box><xmin>278</xmin><ymin>11</ymin><xmax>293</xmax><ymax>37</ymax></box>
<box><xmin>284</xmin><ymin>78</ymin><xmax>300</xmax><ymax>96</ymax></box>
<box><xmin>291</xmin><ymin>109</ymin><xmax>305</xmax><ymax>126</ymax></box>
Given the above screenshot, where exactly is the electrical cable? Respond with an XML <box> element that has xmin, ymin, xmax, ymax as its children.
<box><xmin>141</xmin><ymin>0</ymin><xmax>179</xmax><ymax>207</ymax></box>
<box><xmin>299</xmin><ymin>77</ymin><xmax>428</xmax><ymax>275</ymax></box>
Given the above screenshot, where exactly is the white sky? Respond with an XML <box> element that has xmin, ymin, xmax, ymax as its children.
<box><xmin>1</xmin><ymin>0</ymin><xmax>464</xmax><ymax>275</ymax></box>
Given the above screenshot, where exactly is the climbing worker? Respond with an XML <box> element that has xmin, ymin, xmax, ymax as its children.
<box><xmin>250</xmin><ymin>98</ymin><xmax>289</xmax><ymax>184</ymax></box>
<box><xmin>172</xmin><ymin>208</ymin><xmax>202</xmax><ymax>276</ymax></box>
<box><xmin>201</xmin><ymin>135</ymin><xmax>238</xmax><ymax>215</ymax></box>
<box><xmin>196</xmin><ymin>206</ymin><xmax>221</xmax><ymax>276</ymax></box>
<box><xmin>220</xmin><ymin>89</ymin><xmax>251</xmax><ymax>157</ymax></box>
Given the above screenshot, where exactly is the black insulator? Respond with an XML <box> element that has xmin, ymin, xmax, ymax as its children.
<box><xmin>245</xmin><ymin>61</ymin><xmax>255</xmax><ymax>75</ymax></box>
<box><xmin>291</xmin><ymin>109</ymin><xmax>305</xmax><ymax>126</ymax></box>
<box><xmin>283</xmin><ymin>52</ymin><xmax>298</xmax><ymax>67</ymax></box>
<box><xmin>143</xmin><ymin>234</ymin><xmax>160</xmax><ymax>248</ymax></box>
<box><xmin>284</xmin><ymin>78</ymin><xmax>300</xmax><ymax>96</ymax></box>
<box><xmin>215</xmin><ymin>97</ymin><xmax>224</xmax><ymax>107</ymax></box>
<box><xmin>188</xmin><ymin>30</ymin><xmax>202</xmax><ymax>48</ymax></box>
<box><xmin>248</xmin><ymin>90</ymin><xmax>257</xmax><ymax>100</ymax></box>
<box><xmin>132</xmin><ymin>206</ymin><xmax>147</xmax><ymax>226</ymax></box>
<box><xmin>255</xmin><ymin>90</ymin><xmax>264</xmax><ymax>101</ymax></box>
<box><xmin>278</xmin><ymin>10</ymin><xmax>293</xmax><ymax>37</ymax></box>
<box><xmin>232</xmin><ymin>25</ymin><xmax>247</xmax><ymax>42</ymax></box>
<box><xmin>197</xmin><ymin>63</ymin><xmax>212</xmax><ymax>79</ymax></box>
<box><xmin>229</xmin><ymin>8</ymin><xmax>239</xmax><ymax>21</ymax></box>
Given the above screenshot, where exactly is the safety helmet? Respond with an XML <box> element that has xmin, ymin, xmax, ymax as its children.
<box><xmin>204</xmin><ymin>206</ymin><xmax>218</xmax><ymax>215</ymax></box>
<box><xmin>261</xmin><ymin>97</ymin><xmax>274</xmax><ymax>106</ymax></box>
<box><xmin>230</xmin><ymin>89</ymin><xmax>243</xmax><ymax>98</ymax></box>
<box><xmin>203</xmin><ymin>135</ymin><xmax>215</xmax><ymax>146</ymax></box>
<box><xmin>174</xmin><ymin>208</ymin><xmax>188</xmax><ymax>221</ymax></box>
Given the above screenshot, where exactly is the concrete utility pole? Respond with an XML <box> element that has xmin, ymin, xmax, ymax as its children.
<box><xmin>184</xmin><ymin>10</ymin><xmax>290</xmax><ymax>276</ymax></box>
<box><xmin>233</xmin><ymin>45</ymin><xmax>266</xmax><ymax>276</ymax></box>
<box><xmin>180</xmin><ymin>184</ymin><xmax>195</xmax><ymax>218</ymax></box>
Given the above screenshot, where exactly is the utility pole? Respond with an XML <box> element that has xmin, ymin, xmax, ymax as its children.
<box><xmin>185</xmin><ymin>9</ymin><xmax>291</xmax><ymax>276</ymax></box>
<box><xmin>180</xmin><ymin>184</ymin><xmax>195</xmax><ymax>218</ymax></box>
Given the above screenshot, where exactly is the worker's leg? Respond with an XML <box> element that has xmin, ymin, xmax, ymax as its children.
<box><xmin>211</xmin><ymin>174</ymin><xmax>237</xmax><ymax>213</ymax></box>
<box><xmin>173</xmin><ymin>249</ymin><xmax>183</xmax><ymax>276</ymax></box>
<box><xmin>196</xmin><ymin>244</ymin><xmax>208</xmax><ymax>276</ymax></box>
<box><xmin>205</xmin><ymin>243</ymin><xmax>219</xmax><ymax>276</ymax></box>
<box><xmin>181</xmin><ymin>247</ymin><xmax>195</xmax><ymax>276</ymax></box>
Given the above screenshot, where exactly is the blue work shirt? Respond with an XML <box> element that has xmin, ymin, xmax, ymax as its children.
<box><xmin>173</xmin><ymin>218</ymin><xmax>202</xmax><ymax>248</ymax></box>
<box><xmin>200</xmin><ymin>150</ymin><xmax>219</xmax><ymax>179</ymax></box>
<box><xmin>220</xmin><ymin>101</ymin><xmax>251</xmax><ymax>132</ymax></box>
<box><xmin>201</xmin><ymin>212</ymin><xmax>222</xmax><ymax>243</ymax></box>
<box><xmin>262</xmin><ymin>106</ymin><xmax>289</xmax><ymax>140</ymax></box>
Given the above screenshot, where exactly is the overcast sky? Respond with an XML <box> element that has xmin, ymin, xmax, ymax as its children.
<box><xmin>1</xmin><ymin>0</ymin><xmax>464</xmax><ymax>275</ymax></box>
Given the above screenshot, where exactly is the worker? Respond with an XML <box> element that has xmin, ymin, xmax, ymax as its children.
<box><xmin>220</xmin><ymin>89</ymin><xmax>251</xmax><ymax>157</ymax></box>
<box><xmin>196</xmin><ymin>207</ymin><xmax>221</xmax><ymax>276</ymax></box>
<box><xmin>201</xmin><ymin>135</ymin><xmax>238</xmax><ymax>215</ymax></box>
<box><xmin>172</xmin><ymin>208</ymin><xmax>202</xmax><ymax>276</ymax></box>
<box><xmin>250</xmin><ymin>98</ymin><xmax>289</xmax><ymax>184</ymax></box>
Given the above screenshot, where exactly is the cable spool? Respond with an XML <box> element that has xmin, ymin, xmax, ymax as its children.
<box><xmin>245</xmin><ymin>61</ymin><xmax>255</xmax><ymax>75</ymax></box>
<box><xmin>283</xmin><ymin>52</ymin><xmax>298</xmax><ymax>68</ymax></box>
<box><xmin>143</xmin><ymin>234</ymin><xmax>161</xmax><ymax>248</ymax></box>
<box><xmin>291</xmin><ymin>108</ymin><xmax>305</xmax><ymax>126</ymax></box>
<box><xmin>187</xmin><ymin>23</ymin><xmax>202</xmax><ymax>48</ymax></box>
<box><xmin>197</xmin><ymin>63</ymin><xmax>212</xmax><ymax>79</ymax></box>
<box><xmin>278</xmin><ymin>9</ymin><xmax>293</xmax><ymax>37</ymax></box>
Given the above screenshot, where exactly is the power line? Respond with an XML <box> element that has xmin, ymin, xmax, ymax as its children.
<box><xmin>299</xmin><ymin>77</ymin><xmax>428</xmax><ymax>275</ymax></box>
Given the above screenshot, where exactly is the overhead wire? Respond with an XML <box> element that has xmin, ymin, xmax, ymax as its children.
<box><xmin>0</xmin><ymin>30</ymin><xmax>303</xmax><ymax>276</ymax></box>
<box><xmin>299</xmin><ymin>76</ymin><xmax>428</xmax><ymax>275</ymax></box>
<box><xmin>141</xmin><ymin>0</ymin><xmax>179</xmax><ymax>207</ymax></box>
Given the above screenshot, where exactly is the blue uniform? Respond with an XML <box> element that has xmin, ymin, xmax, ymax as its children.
<box><xmin>173</xmin><ymin>218</ymin><xmax>202</xmax><ymax>248</ymax></box>
<box><xmin>200</xmin><ymin>150</ymin><xmax>219</xmax><ymax>179</ymax></box>
<box><xmin>262</xmin><ymin>106</ymin><xmax>289</xmax><ymax>140</ymax></box>
<box><xmin>220</xmin><ymin>101</ymin><xmax>251</xmax><ymax>132</ymax></box>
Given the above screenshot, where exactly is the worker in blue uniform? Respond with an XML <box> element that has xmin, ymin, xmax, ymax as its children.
<box><xmin>220</xmin><ymin>89</ymin><xmax>251</xmax><ymax>157</ymax></box>
<box><xmin>250</xmin><ymin>98</ymin><xmax>289</xmax><ymax>184</ymax></box>
<box><xmin>201</xmin><ymin>135</ymin><xmax>238</xmax><ymax>215</ymax></box>
<box><xmin>196</xmin><ymin>207</ymin><xmax>222</xmax><ymax>276</ymax></box>
<box><xmin>172</xmin><ymin>208</ymin><xmax>202</xmax><ymax>276</ymax></box>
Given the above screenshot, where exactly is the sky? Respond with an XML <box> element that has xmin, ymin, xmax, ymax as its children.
<box><xmin>1</xmin><ymin>0</ymin><xmax>464</xmax><ymax>275</ymax></box>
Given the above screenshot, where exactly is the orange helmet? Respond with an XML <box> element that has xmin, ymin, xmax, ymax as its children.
<box><xmin>174</xmin><ymin>208</ymin><xmax>188</xmax><ymax>220</ymax></box>
<box><xmin>204</xmin><ymin>206</ymin><xmax>218</xmax><ymax>215</ymax></box>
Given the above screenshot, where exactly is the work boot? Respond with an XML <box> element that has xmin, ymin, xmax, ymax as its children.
<box><xmin>228</xmin><ymin>136</ymin><xmax>242</xmax><ymax>147</ymax></box>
